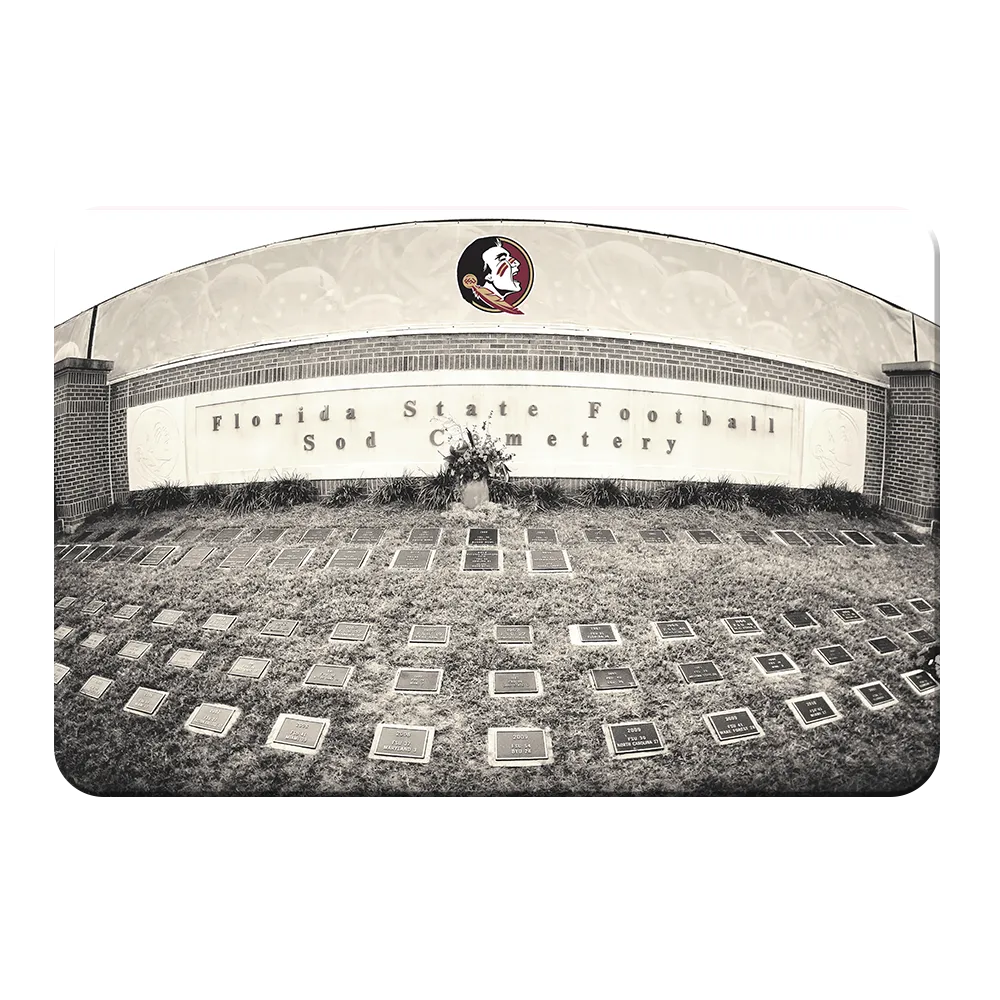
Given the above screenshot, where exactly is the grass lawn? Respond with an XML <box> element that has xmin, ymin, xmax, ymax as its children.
<box><xmin>54</xmin><ymin>501</ymin><xmax>939</xmax><ymax>796</ymax></box>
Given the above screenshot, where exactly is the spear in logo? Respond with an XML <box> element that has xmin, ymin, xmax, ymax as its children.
<box><xmin>462</xmin><ymin>274</ymin><xmax>524</xmax><ymax>315</ymax></box>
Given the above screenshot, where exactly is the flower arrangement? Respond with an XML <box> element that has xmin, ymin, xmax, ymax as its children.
<box><xmin>434</xmin><ymin>413</ymin><xmax>514</xmax><ymax>486</ymax></box>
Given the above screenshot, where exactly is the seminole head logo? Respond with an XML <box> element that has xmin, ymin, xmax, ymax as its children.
<box><xmin>457</xmin><ymin>237</ymin><xmax>534</xmax><ymax>315</ymax></box>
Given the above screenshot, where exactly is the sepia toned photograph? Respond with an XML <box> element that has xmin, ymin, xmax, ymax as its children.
<box><xmin>53</xmin><ymin>214</ymin><xmax>939</xmax><ymax>796</ymax></box>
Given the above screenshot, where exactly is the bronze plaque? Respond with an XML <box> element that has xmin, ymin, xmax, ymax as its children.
<box><xmin>270</xmin><ymin>547</ymin><xmax>313</xmax><ymax>570</ymax></box>
<box><xmin>723</xmin><ymin>616</ymin><xmax>763</xmax><ymax>636</ymax></box>
<box><xmin>326</xmin><ymin>548</ymin><xmax>371</xmax><ymax>570</ymax></box>
<box><xmin>608</xmin><ymin>722</ymin><xmax>663</xmax><ymax>755</ymax></box>
<box><xmin>591</xmin><ymin>668</ymin><xmax>638</xmax><ymax>691</ymax></box>
<box><xmin>374</xmin><ymin>726</ymin><xmax>429</xmax><ymax>759</ymax></box>
<box><xmin>528</xmin><ymin>549</ymin><xmax>571</xmax><ymax>572</ymax></box>
<box><xmin>54</xmin><ymin>625</ymin><xmax>75</xmax><ymax>642</ymax></box>
<box><xmin>218</xmin><ymin>546</ymin><xmax>260</xmax><ymax>569</ymax></box>
<box><xmin>260</xmin><ymin>618</ymin><xmax>299</xmax><ymax>637</ymax></box>
<box><xmin>79</xmin><ymin>632</ymin><xmax>107</xmax><ymax>650</ymax></box>
<box><xmin>228</xmin><ymin>656</ymin><xmax>270</xmax><ymax>679</ymax></box>
<box><xmin>816</xmin><ymin>645</ymin><xmax>854</xmax><ymax>665</ymax></box>
<box><xmin>584</xmin><ymin>528</ymin><xmax>617</xmax><ymax>543</ymax></box>
<box><xmin>395</xmin><ymin>669</ymin><xmax>443</xmax><ymax>693</ymax></box>
<box><xmin>152</xmin><ymin>609</ymin><xmax>185</xmax><ymax>627</ymax></box>
<box><xmin>272</xmin><ymin>717</ymin><xmax>326</xmax><ymax>750</ymax></box>
<box><xmin>116</xmin><ymin>640</ymin><xmax>152</xmax><ymax>661</ymax></box>
<box><xmin>350</xmin><ymin>526</ymin><xmax>385</xmax><ymax>544</ymax></box>
<box><xmin>409</xmin><ymin>624</ymin><xmax>449</xmax><ymax>645</ymax></box>
<box><xmin>176</xmin><ymin>546</ymin><xmax>216</xmax><ymax>568</ymax></box>
<box><xmin>139</xmin><ymin>545</ymin><xmax>177</xmax><ymax>567</ymax></box>
<box><xmin>54</xmin><ymin>662</ymin><xmax>70</xmax><ymax>685</ymax></box>
<box><xmin>705</xmin><ymin>709</ymin><xmax>763</xmax><ymax>744</ymax></box>
<box><xmin>495</xmin><ymin>729</ymin><xmax>547</xmax><ymax>761</ymax></box>
<box><xmin>124</xmin><ymin>687</ymin><xmax>168</xmax><ymax>716</ymax></box>
<box><xmin>578</xmin><ymin>623</ymin><xmax>618</xmax><ymax>643</ymax></box>
<box><xmin>188</xmin><ymin>703</ymin><xmax>238</xmax><ymax>734</ymax></box>
<box><xmin>461</xmin><ymin>548</ymin><xmax>501</xmax><ymax>572</ymax></box>
<box><xmin>330</xmin><ymin>622</ymin><xmax>371</xmax><ymax>642</ymax></box>
<box><xmin>688</xmin><ymin>529</ymin><xmax>722</xmax><ymax>545</ymax></box>
<box><xmin>81</xmin><ymin>599</ymin><xmax>106</xmax><ymax>615</ymax></box>
<box><xmin>167</xmin><ymin>648</ymin><xmax>206</xmax><ymax>669</ymax></box>
<box><xmin>493</xmin><ymin>670</ymin><xmax>539</xmax><ymax>695</ymax></box>
<box><xmin>80</xmin><ymin>675</ymin><xmax>113</xmax><ymax>700</ymax></box>
<box><xmin>392</xmin><ymin>548</ymin><xmax>434</xmax><ymax>571</ymax></box>
<box><xmin>467</xmin><ymin>527</ymin><xmax>499</xmax><ymax>546</ymax></box>
<box><xmin>495</xmin><ymin>625</ymin><xmax>533</xmax><ymax>644</ymax></box>
<box><xmin>203</xmin><ymin>613</ymin><xmax>238</xmax><ymax>632</ymax></box>
<box><xmin>677</xmin><ymin>660</ymin><xmax>724</xmax><ymax>684</ymax></box>
<box><xmin>407</xmin><ymin>527</ymin><xmax>442</xmax><ymax>546</ymax></box>
<box><xmin>527</xmin><ymin>527</ymin><xmax>559</xmax><ymax>544</ymax></box>
<box><xmin>112</xmin><ymin>604</ymin><xmax>142</xmax><ymax>621</ymax></box>
<box><xmin>304</xmin><ymin>664</ymin><xmax>352</xmax><ymax>688</ymax></box>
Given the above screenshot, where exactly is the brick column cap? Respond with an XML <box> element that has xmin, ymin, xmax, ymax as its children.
<box><xmin>54</xmin><ymin>357</ymin><xmax>114</xmax><ymax>376</ymax></box>
<box><xmin>882</xmin><ymin>360</ymin><xmax>939</xmax><ymax>377</ymax></box>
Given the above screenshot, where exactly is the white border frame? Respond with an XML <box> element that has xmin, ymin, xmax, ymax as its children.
<box><xmin>851</xmin><ymin>682</ymin><xmax>899</xmax><ymax>712</ymax></box>
<box><xmin>676</xmin><ymin>659</ymin><xmax>725</xmax><ymax>685</ymax></box>
<box><xmin>525</xmin><ymin>548</ymin><xmax>573</xmax><ymax>575</ymax></box>
<box><xmin>202</xmin><ymin>613</ymin><xmax>238</xmax><ymax>632</ymax></box>
<box><xmin>324</xmin><ymin>547</ymin><xmax>373</xmax><ymax>572</ymax></box>
<box><xmin>651</xmin><ymin>619</ymin><xmax>697</xmax><ymax>642</ymax></box>
<box><xmin>569</xmin><ymin>622</ymin><xmax>622</xmax><ymax>646</ymax></box>
<box><xmin>123</xmin><ymin>687</ymin><xmax>169</xmax><ymax>718</ymax></box>
<box><xmin>687</xmin><ymin>529</ymin><xmax>723</xmax><ymax>545</ymax></box>
<box><xmin>524</xmin><ymin>527</ymin><xmax>559</xmax><ymax>547</ymax></box>
<box><xmin>227</xmin><ymin>656</ymin><xmax>272</xmax><ymax>680</ymax></box>
<box><xmin>901</xmin><ymin>669</ymin><xmax>940</xmax><ymax>697</ymax></box>
<box><xmin>752</xmin><ymin>652</ymin><xmax>801</xmax><ymax>677</ymax></box>
<box><xmin>176</xmin><ymin>546</ymin><xmax>216</xmax><ymax>568</ymax></box>
<box><xmin>494</xmin><ymin>623</ymin><xmax>534</xmax><ymax>646</ymax></box>
<box><xmin>116</xmin><ymin>640</ymin><xmax>153</xmax><ymax>661</ymax></box>
<box><xmin>80</xmin><ymin>675</ymin><xmax>114</xmax><ymax>700</ymax></box>
<box><xmin>867</xmin><ymin>636</ymin><xmax>902</xmax><ymax>657</ymax></box>
<box><xmin>583</xmin><ymin>528</ymin><xmax>619</xmax><ymax>545</ymax></box>
<box><xmin>217</xmin><ymin>545</ymin><xmax>261</xmax><ymax>570</ymax></box>
<box><xmin>488</xmin><ymin>669</ymin><xmax>543</xmax><ymax>698</ymax></box>
<box><xmin>389</xmin><ymin>547</ymin><xmax>437</xmax><ymax>572</ymax></box>
<box><xmin>722</xmin><ymin>615</ymin><xmax>764</xmax><ymax>637</ymax></box>
<box><xmin>703</xmin><ymin>706</ymin><xmax>765</xmax><ymax>744</ymax></box>
<box><xmin>874</xmin><ymin>603</ymin><xmax>904</xmax><ymax>619</ymax></box>
<box><xmin>329</xmin><ymin>621</ymin><xmax>372</xmax><ymax>643</ymax></box>
<box><xmin>831</xmin><ymin>607</ymin><xmax>865</xmax><ymax>625</ymax></box>
<box><xmin>782</xmin><ymin>609</ymin><xmax>820</xmax><ymax>629</ymax></box>
<box><xmin>207</xmin><ymin>527</ymin><xmax>247</xmax><ymax>546</ymax></box>
<box><xmin>185</xmin><ymin>703</ymin><xmax>241</xmax><ymax>738</ymax></box>
<box><xmin>405</xmin><ymin>527</ymin><xmax>443</xmax><ymax>547</ymax></box>
<box><xmin>407</xmin><ymin>623</ymin><xmax>451</xmax><ymax>647</ymax></box>
<box><xmin>870</xmin><ymin>530</ymin><xmax>902</xmax><ymax>546</ymax></box>
<box><xmin>299</xmin><ymin>527</ymin><xmax>335</xmax><ymax>545</ymax></box>
<box><xmin>602</xmin><ymin>720</ymin><xmax>666</xmax><ymax>759</ymax></box>
<box><xmin>639</xmin><ymin>528</ymin><xmax>670</xmax><ymax>544</ymax></box>
<box><xmin>268</xmin><ymin>546</ymin><xmax>315</xmax><ymax>570</ymax></box>
<box><xmin>138</xmin><ymin>545</ymin><xmax>179</xmax><ymax>568</ymax></box>
<box><xmin>842</xmin><ymin>530</ymin><xmax>875</xmax><ymax>546</ymax></box>
<box><xmin>894</xmin><ymin>532</ymin><xmax>925</xmax><ymax>546</ymax></box>
<box><xmin>809</xmin><ymin>530</ymin><xmax>846</xmax><ymax>546</ymax></box>
<box><xmin>772</xmin><ymin>529</ymin><xmax>811</xmax><ymax>547</ymax></box>
<box><xmin>393</xmin><ymin>667</ymin><xmax>444</xmax><ymax>695</ymax></box>
<box><xmin>348</xmin><ymin>527</ymin><xmax>385</xmax><ymax>547</ymax></box>
<box><xmin>488</xmin><ymin>727</ymin><xmax>554</xmax><ymax>767</ymax></box>
<box><xmin>259</xmin><ymin>618</ymin><xmax>300</xmax><ymax>638</ymax></box>
<box><xmin>265</xmin><ymin>713</ymin><xmax>331</xmax><ymax>755</ymax></box>
<box><xmin>81</xmin><ymin>544</ymin><xmax>116</xmax><ymax>564</ymax></box>
<box><xmin>814</xmin><ymin>644</ymin><xmax>855</xmax><ymax>666</ymax></box>
<box><xmin>465</xmin><ymin>526</ymin><xmax>500</xmax><ymax>547</ymax></box>
<box><xmin>588</xmin><ymin>666</ymin><xmax>640</xmax><ymax>693</ymax></box>
<box><xmin>369</xmin><ymin>723</ymin><xmax>435</xmax><ymax>763</ymax></box>
<box><xmin>907</xmin><ymin>598</ymin><xmax>934</xmax><ymax>614</ymax></box>
<box><xmin>166</xmin><ymin>647</ymin><xmax>207</xmax><ymax>669</ymax></box>
<box><xmin>248</xmin><ymin>526</ymin><xmax>292</xmax><ymax>545</ymax></box>
<box><xmin>151</xmin><ymin>608</ymin><xmax>185</xmax><ymax>627</ymax></box>
<box><xmin>303</xmin><ymin>662</ymin><xmax>355</xmax><ymax>690</ymax></box>
<box><xmin>459</xmin><ymin>547</ymin><xmax>503</xmax><ymax>574</ymax></box>
<box><xmin>786</xmin><ymin>691</ymin><xmax>843</xmax><ymax>730</ymax></box>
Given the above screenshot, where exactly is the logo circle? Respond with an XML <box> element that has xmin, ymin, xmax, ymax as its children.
<box><xmin>132</xmin><ymin>406</ymin><xmax>180</xmax><ymax>484</ymax></box>
<box><xmin>457</xmin><ymin>236</ymin><xmax>533</xmax><ymax>315</ymax></box>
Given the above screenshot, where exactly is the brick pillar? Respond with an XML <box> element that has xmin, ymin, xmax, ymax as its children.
<box><xmin>54</xmin><ymin>358</ymin><xmax>114</xmax><ymax>532</ymax></box>
<box><xmin>881</xmin><ymin>360</ymin><xmax>940</xmax><ymax>527</ymax></box>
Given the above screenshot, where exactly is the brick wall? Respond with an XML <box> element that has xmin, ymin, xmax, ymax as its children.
<box><xmin>54</xmin><ymin>358</ymin><xmax>113</xmax><ymax>529</ymax></box>
<box><xmin>105</xmin><ymin>332</ymin><xmax>888</xmax><ymax>501</ymax></box>
<box><xmin>881</xmin><ymin>361</ymin><xmax>940</xmax><ymax>526</ymax></box>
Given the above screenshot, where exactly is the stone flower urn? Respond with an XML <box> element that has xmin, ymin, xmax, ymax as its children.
<box><xmin>460</xmin><ymin>477</ymin><xmax>490</xmax><ymax>509</ymax></box>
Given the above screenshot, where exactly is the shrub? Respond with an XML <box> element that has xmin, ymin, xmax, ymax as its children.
<box><xmin>515</xmin><ymin>479</ymin><xmax>569</xmax><ymax>512</ymax></box>
<box><xmin>368</xmin><ymin>475</ymin><xmax>420</xmax><ymax>506</ymax></box>
<box><xmin>488</xmin><ymin>477</ymin><xmax>518</xmax><ymax>506</ymax></box>
<box><xmin>323</xmin><ymin>479</ymin><xmax>369</xmax><ymax>508</ymax></box>
<box><xmin>653</xmin><ymin>478</ymin><xmax>703</xmax><ymax>509</ymax></box>
<box><xmin>809</xmin><ymin>478</ymin><xmax>881</xmax><ymax>519</ymax></box>
<box><xmin>578</xmin><ymin>478</ymin><xmax>629</xmax><ymax>507</ymax></box>
<box><xmin>622</xmin><ymin>485</ymin><xmax>653</xmax><ymax>508</ymax></box>
<box><xmin>128</xmin><ymin>481</ymin><xmax>190</xmax><ymax>515</ymax></box>
<box><xmin>191</xmin><ymin>482</ymin><xmax>227</xmax><ymax>507</ymax></box>
<box><xmin>265</xmin><ymin>472</ymin><xmax>319</xmax><ymax>507</ymax></box>
<box><xmin>417</xmin><ymin>471</ymin><xmax>456</xmax><ymax>510</ymax></box>
<box><xmin>699</xmin><ymin>476</ymin><xmax>747</xmax><ymax>512</ymax></box>
<box><xmin>221</xmin><ymin>479</ymin><xmax>269</xmax><ymax>516</ymax></box>
<box><xmin>744</xmin><ymin>482</ymin><xmax>803</xmax><ymax>517</ymax></box>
